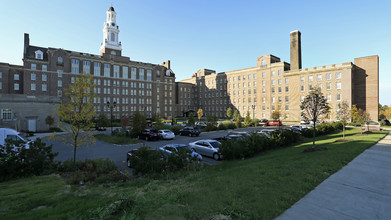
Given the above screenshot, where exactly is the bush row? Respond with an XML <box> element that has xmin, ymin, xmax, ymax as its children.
<box><xmin>219</xmin><ymin>130</ymin><xmax>301</xmax><ymax>160</ymax></box>
<box><xmin>301</xmin><ymin>122</ymin><xmax>343</xmax><ymax>138</ymax></box>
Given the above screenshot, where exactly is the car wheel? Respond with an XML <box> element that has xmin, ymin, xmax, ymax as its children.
<box><xmin>191</xmin><ymin>148</ymin><xmax>196</xmax><ymax>152</ymax></box>
<box><xmin>213</xmin><ymin>153</ymin><xmax>220</xmax><ymax>161</ymax></box>
<box><xmin>127</xmin><ymin>159</ymin><xmax>131</xmax><ymax>168</ymax></box>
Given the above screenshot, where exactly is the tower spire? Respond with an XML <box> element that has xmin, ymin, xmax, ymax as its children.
<box><xmin>100</xmin><ymin>6</ymin><xmax>122</xmax><ymax>56</ymax></box>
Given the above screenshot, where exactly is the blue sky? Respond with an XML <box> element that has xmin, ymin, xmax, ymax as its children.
<box><xmin>1</xmin><ymin>0</ymin><xmax>390</xmax><ymax>105</ymax></box>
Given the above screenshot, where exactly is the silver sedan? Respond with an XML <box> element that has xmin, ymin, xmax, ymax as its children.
<box><xmin>188</xmin><ymin>140</ymin><xmax>222</xmax><ymax>160</ymax></box>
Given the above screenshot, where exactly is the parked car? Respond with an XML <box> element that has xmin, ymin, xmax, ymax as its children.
<box><xmin>0</xmin><ymin>128</ymin><xmax>31</xmax><ymax>151</ymax></box>
<box><xmin>95</xmin><ymin>126</ymin><xmax>106</xmax><ymax>131</ymax></box>
<box><xmin>158</xmin><ymin>129</ymin><xmax>175</xmax><ymax>140</ymax></box>
<box><xmin>256</xmin><ymin>129</ymin><xmax>275</xmax><ymax>138</ymax></box>
<box><xmin>227</xmin><ymin>131</ymin><xmax>250</xmax><ymax>137</ymax></box>
<box><xmin>138</xmin><ymin>129</ymin><xmax>160</xmax><ymax>141</ymax></box>
<box><xmin>179</xmin><ymin>127</ymin><xmax>201</xmax><ymax>137</ymax></box>
<box><xmin>112</xmin><ymin>128</ymin><xmax>130</xmax><ymax>135</ymax></box>
<box><xmin>158</xmin><ymin>144</ymin><xmax>202</xmax><ymax>161</ymax></box>
<box><xmin>188</xmin><ymin>140</ymin><xmax>222</xmax><ymax>160</ymax></box>
<box><xmin>195</xmin><ymin>121</ymin><xmax>207</xmax><ymax>128</ymax></box>
<box><xmin>163</xmin><ymin>122</ymin><xmax>172</xmax><ymax>126</ymax></box>
<box><xmin>266</xmin><ymin>120</ymin><xmax>282</xmax><ymax>126</ymax></box>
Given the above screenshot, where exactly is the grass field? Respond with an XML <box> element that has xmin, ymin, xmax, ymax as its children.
<box><xmin>94</xmin><ymin>134</ymin><xmax>138</xmax><ymax>145</ymax></box>
<box><xmin>0</xmin><ymin>128</ymin><xmax>388</xmax><ymax>219</ymax></box>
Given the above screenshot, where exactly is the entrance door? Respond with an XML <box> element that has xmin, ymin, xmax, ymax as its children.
<box><xmin>28</xmin><ymin>119</ymin><xmax>36</xmax><ymax>132</ymax></box>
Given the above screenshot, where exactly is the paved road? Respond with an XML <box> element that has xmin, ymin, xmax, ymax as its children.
<box><xmin>276</xmin><ymin>133</ymin><xmax>391</xmax><ymax>220</ymax></box>
<box><xmin>40</xmin><ymin>126</ymin><xmax>281</xmax><ymax>173</ymax></box>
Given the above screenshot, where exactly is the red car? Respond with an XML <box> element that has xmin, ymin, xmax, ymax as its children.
<box><xmin>266</xmin><ymin>120</ymin><xmax>282</xmax><ymax>126</ymax></box>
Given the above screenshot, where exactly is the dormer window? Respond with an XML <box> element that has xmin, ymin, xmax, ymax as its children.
<box><xmin>57</xmin><ymin>57</ymin><xmax>63</xmax><ymax>64</ymax></box>
<box><xmin>35</xmin><ymin>50</ymin><xmax>43</xmax><ymax>60</ymax></box>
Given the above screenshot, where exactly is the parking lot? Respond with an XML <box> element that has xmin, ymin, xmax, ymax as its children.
<box><xmin>41</xmin><ymin>126</ymin><xmax>286</xmax><ymax>173</ymax></box>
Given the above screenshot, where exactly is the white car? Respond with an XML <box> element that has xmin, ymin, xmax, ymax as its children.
<box><xmin>0</xmin><ymin>128</ymin><xmax>31</xmax><ymax>151</ymax></box>
<box><xmin>188</xmin><ymin>140</ymin><xmax>222</xmax><ymax>160</ymax></box>
<box><xmin>158</xmin><ymin>130</ymin><xmax>175</xmax><ymax>140</ymax></box>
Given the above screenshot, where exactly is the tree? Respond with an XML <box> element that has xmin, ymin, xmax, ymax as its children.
<box><xmin>300</xmin><ymin>88</ymin><xmax>330</xmax><ymax>147</ymax></box>
<box><xmin>226</xmin><ymin>107</ymin><xmax>233</xmax><ymax>119</ymax></box>
<box><xmin>197</xmin><ymin>108</ymin><xmax>204</xmax><ymax>121</ymax></box>
<box><xmin>243</xmin><ymin>111</ymin><xmax>252</xmax><ymax>127</ymax></box>
<box><xmin>271</xmin><ymin>109</ymin><xmax>281</xmax><ymax>120</ymax></box>
<box><xmin>131</xmin><ymin>111</ymin><xmax>146</xmax><ymax>138</ymax></box>
<box><xmin>357</xmin><ymin>109</ymin><xmax>371</xmax><ymax>134</ymax></box>
<box><xmin>233</xmin><ymin>110</ymin><xmax>239</xmax><ymax>121</ymax></box>
<box><xmin>351</xmin><ymin>104</ymin><xmax>359</xmax><ymax>123</ymax></box>
<box><xmin>188</xmin><ymin>112</ymin><xmax>195</xmax><ymax>126</ymax></box>
<box><xmin>45</xmin><ymin>115</ymin><xmax>54</xmax><ymax>129</ymax></box>
<box><xmin>96</xmin><ymin>114</ymin><xmax>110</xmax><ymax>127</ymax></box>
<box><xmin>336</xmin><ymin>101</ymin><xmax>350</xmax><ymax>139</ymax></box>
<box><xmin>120</xmin><ymin>115</ymin><xmax>129</xmax><ymax>130</ymax></box>
<box><xmin>56</xmin><ymin>72</ymin><xmax>96</xmax><ymax>167</ymax></box>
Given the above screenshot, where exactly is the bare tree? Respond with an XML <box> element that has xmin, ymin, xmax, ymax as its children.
<box><xmin>357</xmin><ymin>109</ymin><xmax>371</xmax><ymax>134</ymax></box>
<box><xmin>336</xmin><ymin>101</ymin><xmax>350</xmax><ymax>139</ymax></box>
<box><xmin>300</xmin><ymin>88</ymin><xmax>330</xmax><ymax>147</ymax></box>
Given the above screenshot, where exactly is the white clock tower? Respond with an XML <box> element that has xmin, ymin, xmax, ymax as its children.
<box><xmin>100</xmin><ymin>6</ymin><xmax>122</xmax><ymax>56</ymax></box>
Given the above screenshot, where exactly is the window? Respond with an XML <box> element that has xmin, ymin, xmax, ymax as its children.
<box><xmin>42</xmin><ymin>65</ymin><xmax>47</xmax><ymax>71</ymax></box>
<box><xmin>285</xmin><ymin>105</ymin><xmax>289</xmax><ymax>111</ymax></box>
<box><xmin>0</xmin><ymin>82</ymin><xmax>2</xmax><ymax>90</ymax></box>
<box><xmin>42</xmin><ymin>84</ymin><xmax>47</xmax><ymax>91</ymax></box>
<box><xmin>262</xmin><ymin>72</ymin><xmax>265</xmax><ymax>78</ymax></box>
<box><xmin>104</xmin><ymin>64</ymin><xmax>110</xmax><ymax>77</ymax></box>
<box><xmin>300</xmin><ymin>76</ymin><xmax>304</xmax><ymax>82</ymax></box>
<box><xmin>272</xmin><ymin>87</ymin><xmax>275</xmax><ymax>93</ymax></box>
<box><xmin>262</xmin><ymin>80</ymin><xmax>266</xmax><ymax>86</ymax></box>
<box><xmin>271</xmin><ymin>71</ymin><xmax>275</xmax><ymax>77</ymax></box>
<box><xmin>57</xmin><ymin>57</ymin><xmax>63</xmax><ymax>64</ymax></box>
<box><xmin>336</xmin><ymin>94</ymin><xmax>341</xmax><ymax>101</ymax></box>
<box><xmin>278</xmin><ymin>97</ymin><xmax>282</xmax><ymax>103</ymax></box>
<box><xmin>31</xmin><ymin>83</ymin><xmax>36</xmax><ymax>91</ymax></box>
<box><xmin>272</xmin><ymin>97</ymin><xmax>275</xmax><ymax>103</ymax></box>
<box><xmin>336</xmin><ymin>72</ymin><xmax>341</xmax><ymax>79</ymax></box>
<box><xmin>58</xmin><ymin>89</ymin><xmax>62</xmax><ymax>97</ymax></box>
<box><xmin>285</xmin><ymin>78</ymin><xmax>289</xmax><ymax>84</ymax></box>
<box><xmin>272</xmin><ymin>80</ymin><xmax>275</xmax><ymax>85</ymax></box>
<box><xmin>285</xmin><ymin>86</ymin><xmax>289</xmax><ymax>92</ymax></box>
<box><xmin>71</xmin><ymin>77</ymin><xmax>75</xmax><ymax>83</ymax></box>
<box><xmin>278</xmin><ymin>87</ymin><xmax>282</xmax><ymax>93</ymax></box>
<box><xmin>317</xmin><ymin>74</ymin><xmax>322</xmax><ymax>81</ymax></box>
<box><xmin>156</xmin><ymin>70</ymin><xmax>160</xmax><ymax>77</ymax></box>
<box><xmin>58</xmin><ymin>80</ymin><xmax>62</xmax><ymax>87</ymax></box>
<box><xmin>0</xmin><ymin>72</ymin><xmax>2</xmax><ymax>78</ymax></box>
<box><xmin>308</xmin><ymin>75</ymin><xmax>313</xmax><ymax>82</ymax></box>
<box><xmin>113</xmin><ymin>65</ymin><xmax>120</xmax><ymax>78</ymax></box>
<box><xmin>326</xmin><ymin>73</ymin><xmax>331</xmax><ymax>80</ymax></box>
<box><xmin>131</xmin><ymin>67</ymin><xmax>137</xmax><ymax>79</ymax></box>
<box><xmin>336</xmin><ymin>82</ymin><xmax>342</xmax><ymax>89</ymax></box>
<box><xmin>35</xmin><ymin>50</ymin><xmax>43</xmax><ymax>60</ymax></box>
<box><xmin>254</xmin><ymin>74</ymin><xmax>257</xmax><ymax>79</ymax></box>
<box><xmin>327</xmin><ymin>94</ymin><xmax>331</xmax><ymax>101</ymax></box>
<box><xmin>2</xmin><ymin>109</ymin><xmax>13</xmax><ymax>120</ymax></box>
<box><xmin>14</xmin><ymin>74</ymin><xmax>19</xmax><ymax>80</ymax></box>
<box><xmin>278</xmin><ymin>70</ymin><xmax>282</xmax><ymax>76</ymax></box>
<box><xmin>262</xmin><ymin>97</ymin><xmax>266</xmax><ymax>103</ymax></box>
<box><xmin>139</xmin><ymin>69</ymin><xmax>144</xmax><ymax>80</ymax></box>
<box><xmin>300</xmin><ymin>85</ymin><xmax>305</xmax><ymax>92</ymax></box>
<box><xmin>14</xmin><ymin>83</ymin><xmax>19</xmax><ymax>90</ymax></box>
<box><xmin>278</xmin><ymin>79</ymin><xmax>282</xmax><ymax>85</ymax></box>
<box><xmin>262</xmin><ymin>88</ymin><xmax>266</xmax><ymax>93</ymax></box>
<box><xmin>285</xmin><ymin>96</ymin><xmax>289</xmax><ymax>103</ymax></box>
<box><xmin>57</xmin><ymin>70</ymin><xmax>63</xmax><ymax>78</ymax></box>
<box><xmin>123</xmin><ymin>66</ymin><xmax>128</xmax><ymax>79</ymax></box>
<box><xmin>31</xmin><ymin>73</ymin><xmax>36</xmax><ymax>80</ymax></box>
<box><xmin>31</xmin><ymin>64</ymin><xmax>36</xmax><ymax>70</ymax></box>
<box><xmin>94</xmin><ymin>62</ymin><xmax>101</xmax><ymax>76</ymax></box>
<box><xmin>309</xmin><ymin>85</ymin><xmax>313</xmax><ymax>90</ymax></box>
<box><xmin>147</xmin><ymin>70</ymin><xmax>152</xmax><ymax>81</ymax></box>
<box><xmin>71</xmin><ymin>59</ymin><xmax>79</xmax><ymax>74</ymax></box>
<box><xmin>238</xmin><ymin>76</ymin><xmax>241</xmax><ymax>80</ymax></box>
<box><xmin>83</xmin><ymin>61</ymin><xmax>90</xmax><ymax>74</ymax></box>
<box><xmin>326</xmin><ymin>82</ymin><xmax>331</xmax><ymax>90</ymax></box>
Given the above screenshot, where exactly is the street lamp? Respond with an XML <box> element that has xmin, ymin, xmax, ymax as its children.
<box><xmin>251</xmin><ymin>105</ymin><xmax>256</xmax><ymax>120</ymax></box>
<box><xmin>107</xmin><ymin>101</ymin><xmax>116</xmax><ymax>135</ymax></box>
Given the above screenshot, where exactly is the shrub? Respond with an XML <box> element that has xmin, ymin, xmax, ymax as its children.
<box><xmin>0</xmin><ymin>138</ymin><xmax>59</xmax><ymax>181</ymax></box>
<box><xmin>170</xmin><ymin>125</ymin><xmax>183</xmax><ymax>135</ymax></box>
<box><xmin>270</xmin><ymin>130</ymin><xmax>300</xmax><ymax>147</ymax></box>
<box><xmin>380</xmin><ymin>121</ymin><xmax>386</xmax><ymax>126</ymax></box>
<box><xmin>251</xmin><ymin>119</ymin><xmax>260</xmax><ymax>127</ymax></box>
<box><xmin>49</xmin><ymin>127</ymin><xmax>63</xmax><ymax>132</ymax></box>
<box><xmin>218</xmin><ymin>123</ymin><xmax>227</xmax><ymax>130</ymax></box>
<box><xmin>58</xmin><ymin>158</ymin><xmax>125</xmax><ymax>184</ymax></box>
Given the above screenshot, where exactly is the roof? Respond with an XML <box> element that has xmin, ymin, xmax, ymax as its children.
<box><xmin>109</xmin><ymin>6</ymin><xmax>115</xmax><ymax>11</ymax></box>
<box><xmin>24</xmin><ymin>45</ymin><xmax>48</xmax><ymax>61</ymax></box>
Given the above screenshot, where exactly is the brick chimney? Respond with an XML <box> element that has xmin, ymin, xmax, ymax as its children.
<box><xmin>290</xmin><ymin>30</ymin><xmax>302</xmax><ymax>71</ymax></box>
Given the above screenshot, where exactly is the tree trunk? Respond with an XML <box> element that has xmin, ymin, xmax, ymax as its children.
<box><xmin>343</xmin><ymin>125</ymin><xmax>345</xmax><ymax>139</ymax></box>
<box><xmin>73</xmin><ymin>144</ymin><xmax>77</xmax><ymax>170</ymax></box>
<box><xmin>312</xmin><ymin>123</ymin><xmax>316</xmax><ymax>147</ymax></box>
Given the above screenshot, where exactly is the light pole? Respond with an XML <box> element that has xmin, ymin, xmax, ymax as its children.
<box><xmin>251</xmin><ymin>105</ymin><xmax>256</xmax><ymax>120</ymax></box>
<box><xmin>107</xmin><ymin>101</ymin><xmax>116</xmax><ymax>135</ymax></box>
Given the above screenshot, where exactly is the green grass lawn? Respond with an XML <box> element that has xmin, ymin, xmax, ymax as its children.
<box><xmin>94</xmin><ymin>134</ymin><xmax>138</xmax><ymax>145</ymax></box>
<box><xmin>0</xmin><ymin>129</ymin><xmax>388</xmax><ymax>219</ymax></box>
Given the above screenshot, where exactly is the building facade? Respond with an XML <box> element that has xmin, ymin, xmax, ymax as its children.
<box><xmin>181</xmin><ymin>31</ymin><xmax>379</xmax><ymax>121</ymax></box>
<box><xmin>0</xmin><ymin>7</ymin><xmax>379</xmax><ymax>131</ymax></box>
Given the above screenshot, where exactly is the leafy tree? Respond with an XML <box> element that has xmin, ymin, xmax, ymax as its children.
<box><xmin>226</xmin><ymin>107</ymin><xmax>233</xmax><ymax>119</ymax></box>
<box><xmin>45</xmin><ymin>115</ymin><xmax>55</xmax><ymax>129</ymax></box>
<box><xmin>271</xmin><ymin>109</ymin><xmax>281</xmax><ymax>120</ymax></box>
<box><xmin>357</xmin><ymin>109</ymin><xmax>371</xmax><ymax>134</ymax></box>
<box><xmin>243</xmin><ymin>111</ymin><xmax>252</xmax><ymax>127</ymax></box>
<box><xmin>56</xmin><ymin>72</ymin><xmax>96</xmax><ymax>167</ymax></box>
<box><xmin>152</xmin><ymin>113</ymin><xmax>164</xmax><ymax>128</ymax></box>
<box><xmin>351</xmin><ymin>104</ymin><xmax>359</xmax><ymax>123</ymax></box>
<box><xmin>336</xmin><ymin>100</ymin><xmax>350</xmax><ymax>139</ymax></box>
<box><xmin>131</xmin><ymin>111</ymin><xmax>146</xmax><ymax>138</ymax></box>
<box><xmin>120</xmin><ymin>115</ymin><xmax>130</xmax><ymax>130</ymax></box>
<box><xmin>233</xmin><ymin>110</ymin><xmax>239</xmax><ymax>121</ymax></box>
<box><xmin>96</xmin><ymin>114</ymin><xmax>110</xmax><ymax>127</ymax></box>
<box><xmin>300</xmin><ymin>88</ymin><xmax>330</xmax><ymax>147</ymax></box>
<box><xmin>234</xmin><ymin>112</ymin><xmax>241</xmax><ymax>128</ymax></box>
<box><xmin>188</xmin><ymin>112</ymin><xmax>195</xmax><ymax>126</ymax></box>
<box><xmin>197</xmin><ymin>108</ymin><xmax>204</xmax><ymax>121</ymax></box>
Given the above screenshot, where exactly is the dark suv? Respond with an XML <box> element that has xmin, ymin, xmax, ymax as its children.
<box><xmin>138</xmin><ymin>129</ymin><xmax>160</xmax><ymax>141</ymax></box>
<box><xmin>179</xmin><ymin>127</ymin><xmax>201</xmax><ymax>137</ymax></box>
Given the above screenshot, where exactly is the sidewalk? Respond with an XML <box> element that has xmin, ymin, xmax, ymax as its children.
<box><xmin>276</xmin><ymin>133</ymin><xmax>391</xmax><ymax>220</ymax></box>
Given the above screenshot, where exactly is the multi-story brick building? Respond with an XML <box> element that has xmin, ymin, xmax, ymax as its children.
<box><xmin>181</xmin><ymin>30</ymin><xmax>379</xmax><ymax>121</ymax></box>
<box><xmin>0</xmin><ymin>7</ymin><xmax>379</xmax><ymax>131</ymax></box>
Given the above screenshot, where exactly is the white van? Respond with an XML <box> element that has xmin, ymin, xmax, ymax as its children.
<box><xmin>0</xmin><ymin>128</ymin><xmax>30</xmax><ymax>150</ymax></box>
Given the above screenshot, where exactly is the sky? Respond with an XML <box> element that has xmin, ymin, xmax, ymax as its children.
<box><xmin>0</xmin><ymin>0</ymin><xmax>390</xmax><ymax>105</ymax></box>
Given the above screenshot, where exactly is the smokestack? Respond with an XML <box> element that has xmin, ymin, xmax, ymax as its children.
<box><xmin>290</xmin><ymin>30</ymin><xmax>302</xmax><ymax>71</ymax></box>
<box><xmin>24</xmin><ymin>33</ymin><xmax>30</xmax><ymax>58</ymax></box>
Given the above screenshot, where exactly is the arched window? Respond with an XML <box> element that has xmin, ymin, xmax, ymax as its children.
<box><xmin>111</xmin><ymin>33</ymin><xmax>115</xmax><ymax>42</ymax></box>
<box><xmin>57</xmin><ymin>57</ymin><xmax>63</xmax><ymax>64</ymax></box>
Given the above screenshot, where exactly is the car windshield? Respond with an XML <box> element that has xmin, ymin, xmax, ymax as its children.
<box><xmin>209</xmin><ymin>141</ymin><xmax>221</xmax><ymax>148</ymax></box>
<box><xmin>163</xmin><ymin>130</ymin><xmax>171</xmax><ymax>133</ymax></box>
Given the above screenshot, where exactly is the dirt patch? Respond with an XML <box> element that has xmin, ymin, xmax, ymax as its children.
<box><xmin>303</xmin><ymin>147</ymin><xmax>328</xmax><ymax>153</ymax></box>
<box><xmin>334</xmin><ymin>139</ymin><xmax>353</xmax><ymax>142</ymax></box>
<box><xmin>355</xmin><ymin>134</ymin><xmax>368</xmax><ymax>136</ymax></box>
